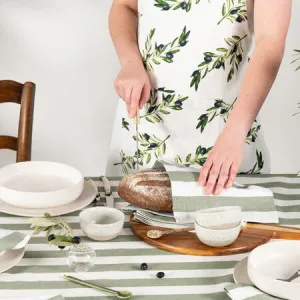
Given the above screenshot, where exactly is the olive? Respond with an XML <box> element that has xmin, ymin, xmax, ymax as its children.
<box><xmin>72</xmin><ymin>236</ymin><xmax>81</xmax><ymax>244</ymax></box>
<box><xmin>156</xmin><ymin>272</ymin><xmax>165</xmax><ymax>278</ymax></box>
<box><xmin>204</xmin><ymin>56</ymin><xmax>212</xmax><ymax>63</ymax></box>
<box><xmin>140</xmin><ymin>263</ymin><xmax>148</xmax><ymax>270</ymax></box>
<box><xmin>48</xmin><ymin>234</ymin><xmax>55</xmax><ymax>241</ymax></box>
<box><xmin>192</xmin><ymin>70</ymin><xmax>200</xmax><ymax>77</ymax></box>
<box><xmin>236</xmin><ymin>16</ymin><xmax>243</xmax><ymax>23</ymax></box>
<box><xmin>199</xmin><ymin>114</ymin><xmax>207</xmax><ymax>121</ymax></box>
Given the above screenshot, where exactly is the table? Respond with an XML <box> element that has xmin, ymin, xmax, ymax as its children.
<box><xmin>0</xmin><ymin>174</ymin><xmax>300</xmax><ymax>299</ymax></box>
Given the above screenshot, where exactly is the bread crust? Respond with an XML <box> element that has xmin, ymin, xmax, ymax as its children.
<box><xmin>117</xmin><ymin>169</ymin><xmax>173</xmax><ymax>212</ymax></box>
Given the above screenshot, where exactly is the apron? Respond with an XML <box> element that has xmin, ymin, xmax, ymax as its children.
<box><xmin>106</xmin><ymin>0</ymin><xmax>270</xmax><ymax>176</ymax></box>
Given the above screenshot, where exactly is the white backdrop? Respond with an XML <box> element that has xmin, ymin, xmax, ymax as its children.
<box><xmin>0</xmin><ymin>0</ymin><xmax>299</xmax><ymax>175</ymax></box>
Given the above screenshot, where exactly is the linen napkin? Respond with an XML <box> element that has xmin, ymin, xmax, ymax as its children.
<box><xmin>225</xmin><ymin>284</ymin><xmax>281</xmax><ymax>300</ymax></box>
<box><xmin>0</xmin><ymin>229</ymin><xmax>31</xmax><ymax>252</ymax></box>
<box><xmin>153</xmin><ymin>160</ymin><xmax>279</xmax><ymax>225</ymax></box>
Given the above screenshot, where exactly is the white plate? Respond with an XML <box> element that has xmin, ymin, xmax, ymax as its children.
<box><xmin>233</xmin><ymin>257</ymin><xmax>253</xmax><ymax>284</ymax></box>
<box><xmin>0</xmin><ymin>248</ymin><xmax>25</xmax><ymax>273</ymax></box>
<box><xmin>0</xmin><ymin>180</ymin><xmax>97</xmax><ymax>217</ymax></box>
<box><xmin>0</xmin><ymin>161</ymin><xmax>84</xmax><ymax>208</ymax></box>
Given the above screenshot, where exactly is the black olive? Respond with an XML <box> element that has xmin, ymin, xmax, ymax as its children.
<box><xmin>140</xmin><ymin>263</ymin><xmax>148</xmax><ymax>270</ymax></box>
<box><xmin>156</xmin><ymin>272</ymin><xmax>165</xmax><ymax>278</ymax></box>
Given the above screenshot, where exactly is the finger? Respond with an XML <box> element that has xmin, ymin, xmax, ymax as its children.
<box><xmin>124</xmin><ymin>86</ymin><xmax>133</xmax><ymax>115</ymax></box>
<box><xmin>204</xmin><ymin>163</ymin><xmax>222</xmax><ymax>195</ymax></box>
<box><xmin>114</xmin><ymin>81</ymin><xmax>125</xmax><ymax>100</ymax></box>
<box><xmin>199</xmin><ymin>159</ymin><xmax>213</xmax><ymax>187</ymax></box>
<box><xmin>225</xmin><ymin>163</ymin><xmax>239</xmax><ymax>188</ymax></box>
<box><xmin>213</xmin><ymin>162</ymin><xmax>231</xmax><ymax>195</ymax></box>
<box><xmin>129</xmin><ymin>85</ymin><xmax>143</xmax><ymax>118</ymax></box>
<box><xmin>139</xmin><ymin>83</ymin><xmax>151</xmax><ymax>109</ymax></box>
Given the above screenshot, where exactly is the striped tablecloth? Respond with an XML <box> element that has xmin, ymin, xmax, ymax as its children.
<box><xmin>0</xmin><ymin>174</ymin><xmax>300</xmax><ymax>300</ymax></box>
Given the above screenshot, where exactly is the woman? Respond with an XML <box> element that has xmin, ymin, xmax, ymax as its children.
<box><xmin>106</xmin><ymin>0</ymin><xmax>291</xmax><ymax>195</ymax></box>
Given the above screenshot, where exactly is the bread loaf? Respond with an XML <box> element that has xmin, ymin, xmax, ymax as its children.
<box><xmin>117</xmin><ymin>169</ymin><xmax>173</xmax><ymax>212</ymax></box>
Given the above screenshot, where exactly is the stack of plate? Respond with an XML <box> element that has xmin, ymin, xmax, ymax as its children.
<box><xmin>0</xmin><ymin>161</ymin><xmax>97</xmax><ymax>217</ymax></box>
<box><xmin>234</xmin><ymin>240</ymin><xmax>300</xmax><ymax>299</ymax></box>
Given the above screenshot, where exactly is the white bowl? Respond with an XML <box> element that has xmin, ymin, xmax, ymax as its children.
<box><xmin>0</xmin><ymin>161</ymin><xmax>84</xmax><ymax>208</ymax></box>
<box><xmin>248</xmin><ymin>241</ymin><xmax>300</xmax><ymax>300</ymax></box>
<box><xmin>193</xmin><ymin>206</ymin><xmax>242</xmax><ymax>229</ymax></box>
<box><xmin>194</xmin><ymin>220</ymin><xmax>244</xmax><ymax>247</ymax></box>
<box><xmin>79</xmin><ymin>207</ymin><xmax>125</xmax><ymax>241</ymax></box>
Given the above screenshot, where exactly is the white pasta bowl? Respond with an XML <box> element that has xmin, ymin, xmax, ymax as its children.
<box><xmin>0</xmin><ymin>161</ymin><xmax>84</xmax><ymax>208</ymax></box>
<box><xmin>248</xmin><ymin>240</ymin><xmax>300</xmax><ymax>300</ymax></box>
<box><xmin>194</xmin><ymin>219</ymin><xmax>244</xmax><ymax>247</ymax></box>
<box><xmin>79</xmin><ymin>207</ymin><xmax>125</xmax><ymax>241</ymax></box>
<box><xmin>192</xmin><ymin>206</ymin><xmax>242</xmax><ymax>229</ymax></box>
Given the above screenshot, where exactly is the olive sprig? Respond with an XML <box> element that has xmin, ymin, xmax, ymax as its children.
<box><xmin>141</xmin><ymin>88</ymin><xmax>189</xmax><ymax>123</ymax></box>
<box><xmin>190</xmin><ymin>35</ymin><xmax>247</xmax><ymax>90</ymax></box>
<box><xmin>29</xmin><ymin>213</ymin><xmax>81</xmax><ymax>249</ymax></box>
<box><xmin>246</xmin><ymin>123</ymin><xmax>261</xmax><ymax>144</ymax></box>
<box><xmin>291</xmin><ymin>49</ymin><xmax>300</xmax><ymax>71</ymax></box>
<box><xmin>240</xmin><ymin>150</ymin><xmax>264</xmax><ymax>174</ymax></box>
<box><xmin>114</xmin><ymin>134</ymin><xmax>170</xmax><ymax>173</ymax></box>
<box><xmin>122</xmin><ymin>118</ymin><xmax>130</xmax><ymax>131</ymax></box>
<box><xmin>114</xmin><ymin>150</ymin><xmax>140</xmax><ymax>174</ymax></box>
<box><xmin>154</xmin><ymin>0</ymin><xmax>204</xmax><ymax>12</ymax></box>
<box><xmin>175</xmin><ymin>145</ymin><xmax>213</xmax><ymax>167</ymax></box>
<box><xmin>218</xmin><ymin>0</ymin><xmax>247</xmax><ymax>25</ymax></box>
<box><xmin>196</xmin><ymin>99</ymin><xmax>233</xmax><ymax>132</ymax></box>
<box><xmin>142</xmin><ymin>27</ymin><xmax>190</xmax><ymax>71</ymax></box>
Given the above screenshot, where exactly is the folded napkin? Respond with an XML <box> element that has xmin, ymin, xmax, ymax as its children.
<box><xmin>153</xmin><ymin>160</ymin><xmax>279</xmax><ymax>225</ymax></box>
<box><xmin>225</xmin><ymin>284</ymin><xmax>281</xmax><ymax>299</ymax></box>
<box><xmin>0</xmin><ymin>229</ymin><xmax>31</xmax><ymax>252</ymax></box>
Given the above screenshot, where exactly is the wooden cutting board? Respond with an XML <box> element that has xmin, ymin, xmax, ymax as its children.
<box><xmin>130</xmin><ymin>215</ymin><xmax>300</xmax><ymax>256</ymax></box>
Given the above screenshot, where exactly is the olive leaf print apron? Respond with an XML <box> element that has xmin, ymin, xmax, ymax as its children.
<box><xmin>105</xmin><ymin>0</ymin><xmax>270</xmax><ymax>176</ymax></box>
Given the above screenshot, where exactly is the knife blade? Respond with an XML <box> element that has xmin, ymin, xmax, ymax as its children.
<box><xmin>134</xmin><ymin>109</ymin><xmax>140</xmax><ymax>171</ymax></box>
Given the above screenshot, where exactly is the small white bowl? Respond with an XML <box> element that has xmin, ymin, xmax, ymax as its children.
<box><xmin>193</xmin><ymin>206</ymin><xmax>242</xmax><ymax>229</ymax></box>
<box><xmin>194</xmin><ymin>220</ymin><xmax>244</xmax><ymax>247</ymax></box>
<box><xmin>248</xmin><ymin>240</ymin><xmax>300</xmax><ymax>300</ymax></box>
<box><xmin>0</xmin><ymin>161</ymin><xmax>84</xmax><ymax>208</ymax></box>
<box><xmin>79</xmin><ymin>207</ymin><xmax>125</xmax><ymax>241</ymax></box>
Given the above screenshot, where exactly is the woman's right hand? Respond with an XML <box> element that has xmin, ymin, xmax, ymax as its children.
<box><xmin>114</xmin><ymin>60</ymin><xmax>151</xmax><ymax>118</ymax></box>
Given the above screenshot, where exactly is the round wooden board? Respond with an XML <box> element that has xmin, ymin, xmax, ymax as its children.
<box><xmin>130</xmin><ymin>215</ymin><xmax>273</xmax><ymax>256</ymax></box>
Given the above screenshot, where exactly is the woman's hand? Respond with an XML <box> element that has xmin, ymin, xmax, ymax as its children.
<box><xmin>114</xmin><ymin>60</ymin><xmax>151</xmax><ymax>118</ymax></box>
<box><xmin>198</xmin><ymin>131</ymin><xmax>245</xmax><ymax>195</ymax></box>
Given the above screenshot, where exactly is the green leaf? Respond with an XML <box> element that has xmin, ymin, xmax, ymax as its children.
<box><xmin>152</xmin><ymin>59</ymin><xmax>161</xmax><ymax>65</ymax></box>
<box><xmin>222</xmin><ymin>3</ymin><xmax>226</xmax><ymax>16</ymax></box>
<box><xmin>186</xmin><ymin>154</ymin><xmax>192</xmax><ymax>162</ymax></box>
<box><xmin>162</xmin><ymin>143</ymin><xmax>166</xmax><ymax>154</ymax></box>
<box><xmin>204</xmin><ymin>52</ymin><xmax>217</xmax><ymax>57</ymax></box>
<box><xmin>146</xmin><ymin>154</ymin><xmax>151</xmax><ymax>164</ymax></box>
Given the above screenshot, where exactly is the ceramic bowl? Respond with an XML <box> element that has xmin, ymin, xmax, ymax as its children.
<box><xmin>192</xmin><ymin>206</ymin><xmax>242</xmax><ymax>229</ymax></box>
<box><xmin>248</xmin><ymin>240</ymin><xmax>300</xmax><ymax>300</ymax></box>
<box><xmin>194</xmin><ymin>220</ymin><xmax>244</xmax><ymax>247</ymax></box>
<box><xmin>0</xmin><ymin>161</ymin><xmax>84</xmax><ymax>208</ymax></box>
<box><xmin>79</xmin><ymin>207</ymin><xmax>125</xmax><ymax>241</ymax></box>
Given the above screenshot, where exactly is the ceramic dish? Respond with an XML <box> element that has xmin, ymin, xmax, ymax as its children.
<box><xmin>233</xmin><ymin>257</ymin><xmax>252</xmax><ymax>284</ymax></box>
<box><xmin>0</xmin><ymin>180</ymin><xmax>97</xmax><ymax>217</ymax></box>
<box><xmin>0</xmin><ymin>161</ymin><xmax>84</xmax><ymax>208</ymax></box>
<box><xmin>194</xmin><ymin>220</ymin><xmax>244</xmax><ymax>247</ymax></box>
<box><xmin>193</xmin><ymin>206</ymin><xmax>242</xmax><ymax>229</ymax></box>
<box><xmin>0</xmin><ymin>248</ymin><xmax>25</xmax><ymax>273</ymax></box>
<box><xmin>80</xmin><ymin>207</ymin><xmax>125</xmax><ymax>241</ymax></box>
<box><xmin>248</xmin><ymin>240</ymin><xmax>300</xmax><ymax>300</ymax></box>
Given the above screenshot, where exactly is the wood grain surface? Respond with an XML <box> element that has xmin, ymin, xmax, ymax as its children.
<box><xmin>130</xmin><ymin>215</ymin><xmax>300</xmax><ymax>256</ymax></box>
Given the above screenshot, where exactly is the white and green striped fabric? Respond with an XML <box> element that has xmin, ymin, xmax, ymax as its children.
<box><xmin>225</xmin><ymin>284</ymin><xmax>280</xmax><ymax>300</ymax></box>
<box><xmin>154</xmin><ymin>160</ymin><xmax>279</xmax><ymax>225</ymax></box>
<box><xmin>0</xmin><ymin>175</ymin><xmax>300</xmax><ymax>299</ymax></box>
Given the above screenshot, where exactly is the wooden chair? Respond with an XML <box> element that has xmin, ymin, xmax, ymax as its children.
<box><xmin>0</xmin><ymin>80</ymin><xmax>36</xmax><ymax>162</ymax></box>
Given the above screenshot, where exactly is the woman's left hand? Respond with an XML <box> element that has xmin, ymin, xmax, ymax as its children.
<box><xmin>198</xmin><ymin>131</ymin><xmax>245</xmax><ymax>195</ymax></box>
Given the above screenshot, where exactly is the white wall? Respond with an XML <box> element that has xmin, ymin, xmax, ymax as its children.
<box><xmin>0</xmin><ymin>0</ymin><xmax>299</xmax><ymax>175</ymax></box>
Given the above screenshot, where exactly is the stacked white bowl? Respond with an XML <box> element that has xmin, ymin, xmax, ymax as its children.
<box><xmin>193</xmin><ymin>206</ymin><xmax>244</xmax><ymax>247</ymax></box>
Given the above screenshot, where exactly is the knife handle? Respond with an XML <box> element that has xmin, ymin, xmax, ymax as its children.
<box><xmin>134</xmin><ymin>109</ymin><xmax>140</xmax><ymax>125</ymax></box>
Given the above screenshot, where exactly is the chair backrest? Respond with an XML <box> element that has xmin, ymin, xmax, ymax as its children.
<box><xmin>0</xmin><ymin>80</ymin><xmax>36</xmax><ymax>162</ymax></box>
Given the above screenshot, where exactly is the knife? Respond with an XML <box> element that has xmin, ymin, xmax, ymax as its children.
<box><xmin>134</xmin><ymin>109</ymin><xmax>140</xmax><ymax>171</ymax></box>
